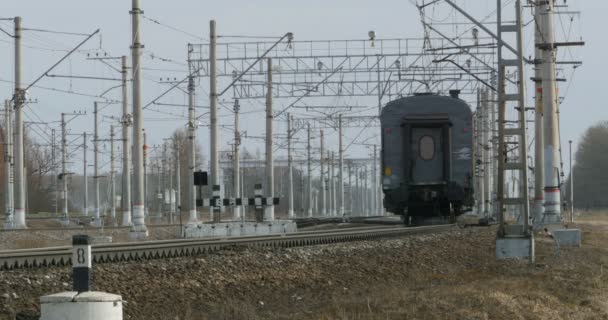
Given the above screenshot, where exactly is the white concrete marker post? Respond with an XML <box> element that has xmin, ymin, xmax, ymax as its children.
<box><xmin>40</xmin><ymin>235</ymin><xmax>123</xmax><ymax>320</ymax></box>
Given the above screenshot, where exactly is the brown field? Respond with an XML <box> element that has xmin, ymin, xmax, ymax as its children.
<box><xmin>1</xmin><ymin>212</ymin><xmax>607</xmax><ymax>319</ymax></box>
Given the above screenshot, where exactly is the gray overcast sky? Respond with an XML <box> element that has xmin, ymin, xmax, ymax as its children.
<box><xmin>0</xmin><ymin>0</ymin><xmax>603</xmax><ymax>174</ymax></box>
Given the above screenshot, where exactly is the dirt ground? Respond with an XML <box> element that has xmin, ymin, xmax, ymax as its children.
<box><xmin>1</xmin><ymin>214</ymin><xmax>607</xmax><ymax>320</ymax></box>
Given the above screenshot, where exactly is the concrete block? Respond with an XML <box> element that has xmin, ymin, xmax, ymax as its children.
<box><xmin>91</xmin><ymin>236</ymin><xmax>113</xmax><ymax>244</ymax></box>
<box><xmin>183</xmin><ymin>220</ymin><xmax>297</xmax><ymax>239</ymax></box>
<box><xmin>553</xmin><ymin>229</ymin><xmax>581</xmax><ymax>247</ymax></box>
<box><xmin>40</xmin><ymin>291</ymin><xmax>122</xmax><ymax>320</ymax></box>
<box><xmin>496</xmin><ymin>236</ymin><xmax>535</xmax><ymax>260</ymax></box>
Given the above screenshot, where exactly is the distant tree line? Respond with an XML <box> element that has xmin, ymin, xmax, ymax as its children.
<box><xmin>564</xmin><ymin>121</ymin><xmax>608</xmax><ymax>210</ymax></box>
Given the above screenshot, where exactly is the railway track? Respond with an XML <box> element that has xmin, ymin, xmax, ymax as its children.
<box><xmin>0</xmin><ymin>224</ymin><xmax>454</xmax><ymax>271</ymax></box>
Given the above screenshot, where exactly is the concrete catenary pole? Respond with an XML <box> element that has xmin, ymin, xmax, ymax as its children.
<box><xmin>161</xmin><ymin>142</ymin><xmax>167</xmax><ymax>218</ymax></box>
<box><xmin>338</xmin><ymin>115</ymin><xmax>345</xmax><ymax>216</ymax></box>
<box><xmin>143</xmin><ymin>130</ymin><xmax>148</xmax><ymax>217</ymax></box>
<box><xmin>174</xmin><ymin>139</ymin><xmax>181</xmax><ymax>218</ymax></box>
<box><xmin>364</xmin><ymin>164</ymin><xmax>369</xmax><ymax>216</ymax></box>
<box><xmin>121</xmin><ymin>55</ymin><xmax>132</xmax><ymax>226</ymax></box>
<box><xmin>168</xmin><ymin>146</ymin><xmax>174</xmax><ymax>223</ymax></box>
<box><xmin>209</xmin><ymin>19</ymin><xmax>220</xmax><ymax>203</ymax></box>
<box><xmin>83</xmin><ymin>132</ymin><xmax>88</xmax><ymax>217</ymax></box>
<box><xmin>52</xmin><ymin>129</ymin><xmax>58</xmax><ymax>216</ymax></box>
<box><xmin>4</xmin><ymin>100</ymin><xmax>14</xmax><ymax>228</ymax></box>
<box><xmin>93</xmin><ymin>102</ymin><xmax>100</xmax><ymax>227</ymax></box>
<box><xmin>476</xmin><ymin>89</ymin><xmax>486</xmax><ymax>215</ymax></box>
<box><xmin>233</xmin><ymin>99</ymin><xmax>241</xmax><ymax>220</ymax></box>
<box><xmin>187</xmin><ymin>75</ymin><xmax>197</xmax><ymax>223</ymax></box>
<box><xmin>372</xmin><ymin>145</ymin><xmax>378</xmax><ymax>216</ymax></box>
<box><xmin>130</xmin><ymin>0</ymin><xmax>148</xmax><ymax>238</ymax></box>
<box><xmin>264</xmin><ymin>58</ymin><xmax>275</xmax><ymax>221</ymax></box>
<box><xmin>483</xmin><ymin>90</ymin><xmax>491</xmax><ymax>217</ymax></box>
<box><xmin>348</xmin><ymin>162</ymin><xmax>353</xmax><ymax>215</ymax></box>
<box><xmin>110</xmin><ymin>125</ymin><xmax>116</xmax><ymax>222</ymax></box>
<box><xmin>12</xmin><ymin>16</ymin><xmax>26</xmax><ymax>229</ymax></box>
<box><xmin>540</xmin><ymin>0</ymin><xmax>561</xmax><ymax>224</ymax></box>
<box><xmin>319</xmin><ymin>129</ymin><xmax>326</xmax><ymax>216</ymax></box>
<box><xmin>327</xmin><ymin>150</ymin><xmax>333</xmax><ymax>216</ymax></box>
<box><xmin>330</xmin><ymin>151</ymin><xmax>336</xmax><ymax>216</ymax></box>
<box><xmin>569</xmin><ymin>140</ymin><xmax>574</xmax><ymax>223</ymax></box>
<box><xmin>355</xmin><ymin>166</ymin><xmax>360</xmax><ymax>216</ymax></box>
<box><xmin>61</xmin><ymin>113</ymin><xmax>69</xmax><ymax>225</ymax></box>
<box><xmin>307</xmin><ymin>123</ymin><xmax>313</xmax><ymax>217</ymax></box>
<box><xmin>287</xmin><ymin>113</ymin><xmax>294</xmax><ymax>218</ymax></box>
<box><xmin>533</xmin><ymin>1</ymin><xmax>545</xmax><ymax>225</ymax></box>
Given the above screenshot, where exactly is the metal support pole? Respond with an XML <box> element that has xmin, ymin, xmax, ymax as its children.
<box><xmin>569</xmin><ymin>140</ymin><xmax>574</xmax><ymax>223</ymax></box>
<box><xmin>232</xmin><ymin>99</ymin><xmax>241</xmax><ymax>220</ymax></box>
<box><xmin>4</xmin><ymin>100</ymin><xmax>14</xmax><ymax>229</ymax></box>
<box><xmin>130</xmin><ymin>0</ymin><xmax>148</xmax><ymax>237</ymax></box>
<box><xmin>533</xmin><ymin>1</ymin><xmax>545</xmax><ymax>226</ymax></box>
<box><xmin>330</xmin><ymin>151</ymin><xmax>336</xmax><ymax>216</ymax></box>
<box><xmin>121</xmin><ymin>55</ymin><xmax>132</xmax><ymax>226</ymax></box>
<box><xmin>143</xmin><ymin>130</ymin><xmax>148</xmax><ymax>217</ymax></box>
<box><xmin>83</xmin><ymin>132</ymin><xmax>88</xmax><ymax>218</ymax></box>
<box><xmin>161</xmin><ymin>142</ymin><xmax>167</xmax><ymax>219</ymax></box>
<box><xmin>156</xmin><ymin>160</ymin><xmax>162</xmax><ymax>218</ymax></box>
<box><xmin>93</xmin><ymin>102</ymin><xmax>100</xmax><ymax>227</ymax></box>
<box><xmin>348</xmin><ymin>162</ymin><xmax>352</xmax><ymax>216</ymax></box>
<box><xmin>363</xmin><ymin>165</ymin><xmax>369</xmax><ymax>216</ymax></box>
<box><xmin>110</xmin><ymin>125</ymin><xmax>116</xmax><ymax>223</ymax></box>
<box><xmin>264</xmin><ymin>58</ymin><xmax>274</xmax><ymax>221</ymax></box>
<box><xmin>483</xmin><ymin>90</ymin><xmax>491</xmax><ymax>217</ymax></box>
<box><xmin>327</xmin><ymin>150</ymin><xmax>333</xmax><ymax>216</ymax></box>
<box><xmin>515</xmin><ymin>0</ymin><xmax>531</xmax><ymax>230</ymax></box>
<box><xmin>338</xmin><ymin>115</ymin><xmax>345</xmax><ymax>216</ymax></box>
<box><xmin>541</xmin><ymin>0</ymin><xmax>562</xmax><ymax>223</ymax></box>
<box><xmin>287</xmin><ymin>113</ymin><xmax>294</xmax><ymax>218</ymax></box>
<box><xmin>477</xmin><ymin>89</ymin><xmax>486</xmax><ymax>215</ymax></box>
<box><xmin>51</xmin><ymin>128</ymin><xmax>57</xmax><ymax>216</ymax></box>
<box><xmin>319</xmin><ymin>129</ymin><xmax>325</xmax><ymax>216</ymax></box>
<box><xmin>12</xmin><ymin>16</ymin><xmax>26</xmax><ymax>229</ymax></box>
<box><xmin>209</xmin><ymin>19</ymin><xmax>219</xmax><ymax>196</ymax></box>
<box><xmin>355</xmin><ymin>166</ymin><xmax>360</xmax><ymax>216</ymax></box>
<box><xmin>174</xmin><ymin>139</ymin><xmax>181</xmax><ymax>219</ymax></box>
<box><xmin>167</xmin><ymin>145</ymin><xmax>174</xmax><ymax>223</ymax></box>
<box><xmin>307</xmin><ymin>123</ymin><xmax>313</xmax><ymax>217</ymax></box>
<box><xmin>61</xmin><ymin>114</ymin><xmax>69</xmax><ymax>225</ymax></box>
<box><xmin>372</xmin><ymin>145</ymin><xmax>378</xmax><ymax>216</ymax></box>
<box><xmin>187</xmin><ymin>75</ymin><xmax>197</xmax><ymax>223</ymax></box>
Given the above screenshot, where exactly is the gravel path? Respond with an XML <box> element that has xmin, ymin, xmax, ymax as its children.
<box><xmin>1</xmin><ymin>222</ymin><xmax>607</xmax><ymax>319</ymax></box>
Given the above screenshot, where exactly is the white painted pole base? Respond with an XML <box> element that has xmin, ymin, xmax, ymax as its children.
<box><xmin>307</xmin><ymin>209</ymin><xmax>312</xmax><ymax>218</ymax></box>
<box><xmin>121</xmin><ymin>211</ymin><xmax>132</xmax><ymax>227</ymax></box>
<box><xmin>40</xmin><ymin>291</ymin><xmax>122</xmax><ymax>320</ymax></box>
<box><xmin>264</xmin><ymin>206</ymin><xmax>274</xmax><ymax>221</ymax></box>
<box><xmin>542</xmin><ymin>189</ymin><xmax>562</xmax><ymax>224</ymax></box>
<box><xmin>287</xmin><ymin>210</ymin><xmax>295</xmax><ymax>219</ymax></box>
<box><xmin>13</xmin><ymin>209</ymin><xmax>26</xmax><ymax>229</ymax></box>
<box><xmin>129</xmin><ymin>205</ymin><xmax>148</xmax><ymax>239</ymax></box>
<box><xmin>233</xmin><ymin>207</ymin><xmax>241</xmax><ymax>221</ymax></box>
<box><xmin>188</xmin><ymin>210</ymin><xmax>198</xmax><ymax>224</ymax></box>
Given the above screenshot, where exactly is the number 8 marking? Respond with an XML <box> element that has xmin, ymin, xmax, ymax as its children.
<box><xmin>77</xmin><ymin>248</ymin><xmax>85</xmax><ymax>264</ymax></box>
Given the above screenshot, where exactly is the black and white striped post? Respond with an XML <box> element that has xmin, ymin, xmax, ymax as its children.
<box><xmin>72</xmin><ymin>235</ymin><xmax>92</xmax><ymax>293</ymax></box>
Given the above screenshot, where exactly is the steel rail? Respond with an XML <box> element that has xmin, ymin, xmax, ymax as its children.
<box><xmin>0</xmin><ymin>224</ymin><xmax>454</xmax><ymax>270</ymax></box>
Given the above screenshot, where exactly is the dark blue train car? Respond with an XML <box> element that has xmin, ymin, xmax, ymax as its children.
<box><xmin>381</xmin><ymin>92</ymin><xmax>473</xmax><ymax>223</ymax></box>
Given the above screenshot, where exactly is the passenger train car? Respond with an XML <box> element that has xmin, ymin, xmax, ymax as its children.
<box><xmin>381</xmin><ymin>92</ymin><xmax>473</xmax><ymax>223</ymax></box>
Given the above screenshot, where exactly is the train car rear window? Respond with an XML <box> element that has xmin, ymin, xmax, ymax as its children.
<box><xmin>419</xmin><ymin>135</ymin><xmax>435</xmax><ymax>160</ymax></box>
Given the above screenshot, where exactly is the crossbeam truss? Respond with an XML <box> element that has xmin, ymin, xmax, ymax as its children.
<box><xmin>189</xmin><ymin>37</ymin><xmax>496</xmax><ymax>101</ymax></box>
